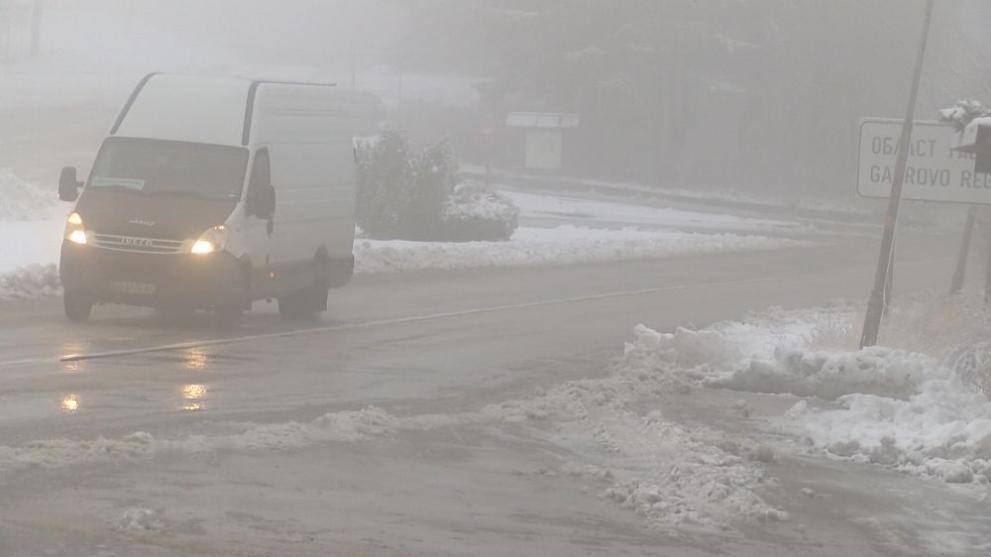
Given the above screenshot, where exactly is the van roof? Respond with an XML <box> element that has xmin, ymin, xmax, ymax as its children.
<box><xmin>111</xmin><ymin>74</ymin><xmax>347</xmax><ymax>148</ymax></box>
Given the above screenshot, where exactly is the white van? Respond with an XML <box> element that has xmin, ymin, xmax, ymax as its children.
<box><xmin>57</xmin><ymin>74</ymin><xmax>382</xmax><ymax>322</ymax></box>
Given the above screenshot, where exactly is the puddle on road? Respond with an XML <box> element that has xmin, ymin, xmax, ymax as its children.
<box><xmin>181</xmin><ymin>383</ymin><xmax>207</xmax><ymax>412</ymax></box>
<box><xmin>183</xmin><ymin>348</ymin><xmax>208</xmax><ymax>370</ymax></box>
<box><xmin>142</xmin><ymin>349</ymin><xmax>253</xmax><ymax>368</ymax></box>
<box><xmin>59</xmin><ymin>393</ymin><xmax>80</xmax><ymax>413</ymax></box>
<box><xmin>59</xmin><ymin>341</ymin><xmax>92</xmax><ymax>369</ymax></box>
<box><xmin>62</xmin><ymin>359</ymin><xmax>85</xmax><ymax>374</ymax></box>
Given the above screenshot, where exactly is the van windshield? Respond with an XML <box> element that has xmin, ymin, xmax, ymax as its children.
<box><xmin>87</xmin><ymin>138</ymin><xmax>249</xmax><ymax>201</ymax></box>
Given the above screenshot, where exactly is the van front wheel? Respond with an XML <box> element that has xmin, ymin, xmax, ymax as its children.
<box><xmin>278</xmin><ymin>257</ymin><xmax>330</xmax><ymax>320</ymax></box>
<box><xmin>63</xmin><ymin>290</ymin><xmax>93</xmax><ymax>322</ymax></box>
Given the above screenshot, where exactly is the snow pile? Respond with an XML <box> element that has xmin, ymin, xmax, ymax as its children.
<box><xmin>945</xmin><ymin>342</ymin><xmax>991</xmax><ymax>401</ymax></box>
<box><xmin>355</xmin><ymin>225</ymin><xmax>798</xmax><ymax>273</ymax></box>
<box><xmin>115</xmin><ymin>508</ymin><xmax>165</xmax><ymax>533</ymax></box>
<box><xmin>781</xmin><ymin>349</ymin><xmax>991</xmax><ymax>484</ymax></box>
<box><xmin>786</xmin><ymin>397</ymin><xmax>991</xmax><ymax>483</ymax></box>
<box><xmin>617</xmin><ymin>307</ymin><xmax>848</xmax><ymax>389</ymax></box>
<box><xmin>0</xmin><ymin>264</ymin><xmax>60</xmax><ymax>300</ymax></box>
<box><xmin>709</xmin><ymin>346</ymin><xmax>930</xmax><ymax>400</ymax></box>
<box><xmin>0</xmin><ymin>406</ymin><xmax>399</xmax><ymax>475</ymax></box>
<box><xmin>618</xmin><ymin>300</ymin><xmax>991</xmax><ymax>485</ymax></box>
<box><xmin>482</xmin><ymin>361</ymin><xmax>788</xmax><ymax>529</ymax></box>
<box><xmin>0</xmin><ymin>169</ymin><xmax>57</xmax><ymax>221</ymax></box>
<box><xmin>211</xmin><ymin>406</ymin><xmax>399</xmax><ymax>450</ymax></box>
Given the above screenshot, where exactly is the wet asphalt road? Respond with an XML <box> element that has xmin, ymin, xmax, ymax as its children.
<box><xmin>2</xmin><ymin>230</ymin><xmax>987</xmax><ymax>556</ymax></box>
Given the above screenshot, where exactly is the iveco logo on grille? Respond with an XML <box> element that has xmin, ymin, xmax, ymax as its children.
<box><xmin>119</xmin><ymin>236</ymin><xmax>156</xmax><ymax>248</ymax></box>
<box><xmin>128</xmin><ymin>219</ymin><xmax>156</xmax><ymax>226</ymax></box>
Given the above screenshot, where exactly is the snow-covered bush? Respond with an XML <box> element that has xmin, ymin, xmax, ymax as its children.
<box><xmin>356</xmin><ymin>128</ymin><xmax>518</xmax><ymax>242</ymax></box>
<box><xmin>405</xmin><ymin>137</ymin><xmax>459</xmax><ymax>240</ymax></box>
<box><xmin>440</xmin><ymin>181</ymin><xmax>519</xmax><ymax>242</ymax></box>
<box><xmin>938</xmin><ymin>99</ymin><xmax>990</xmax><ymax>131</ymax></box>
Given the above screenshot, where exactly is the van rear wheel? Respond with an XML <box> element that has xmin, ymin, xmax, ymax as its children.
<box><xmin>63</xmin><ymin>290</ymin><xmax>93</xmax><ymax>322</ymax></box>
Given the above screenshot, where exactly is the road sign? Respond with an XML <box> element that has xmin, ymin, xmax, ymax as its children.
<box><xmin>858</xmin><ymin>118</ymin><xmax>991</xmax><ymax>204</ymax></box>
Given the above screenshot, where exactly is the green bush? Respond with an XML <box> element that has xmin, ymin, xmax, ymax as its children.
<box><xmin>355</xmin><ymin>128</ymin><xmax>414</xmax><ymax>239</ymax></box>
<box><xmin>356</xmin><ymin>128</ymin><xmax>518</xmax><ymax>242</ymax></box>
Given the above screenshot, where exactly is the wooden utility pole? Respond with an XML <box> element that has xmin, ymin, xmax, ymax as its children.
<box><xmin>949</xmin><ymin>206</ymin><xmax>977</xmax><ymax>294</ymax></box>
<box><xmin>860</xmin><ymin>0</ymin><xmax>935</xmax><ymax>349</ymax></box>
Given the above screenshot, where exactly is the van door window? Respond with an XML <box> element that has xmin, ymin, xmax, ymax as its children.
<box><xmin>248</xmin><ymin>149</ymin><xmax>275</xmax><ymax>233</ymax></box>
<box><xmin>250</xmin><ymin>149</ymin><xmax>271</xmax><ymax>191</ymax></box>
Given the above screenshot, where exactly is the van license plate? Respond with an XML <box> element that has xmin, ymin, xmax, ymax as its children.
<box><xmin>109</xmin><ymin>281</ymin><xmax>157</xmax><ymax>296</ymax></box>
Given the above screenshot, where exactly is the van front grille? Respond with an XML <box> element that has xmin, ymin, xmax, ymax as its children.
<box><xmin>90</xmin><ymin>233</ymin><xmax>186</xmax><ymax>255</ymax></box>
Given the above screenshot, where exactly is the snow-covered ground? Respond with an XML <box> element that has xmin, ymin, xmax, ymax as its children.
<box><xmin>503</xmin><ymin>190</ymin><xmax>804</xmax><ymax>234</ymax></box>
<box><xmin>355</xmin><ymin>226</ymin><xmax>798</xmax><ymax>274</ymax></box>
<box><xmin>464</xmin><ymin>164</ymin><xmax>875</xmax><ymax>218</ymax></box>
<box><xmin>0</xmin><ymin>171</ymin><xmax>65</xmax><ymax>297</ymax></box>
<box><xmin>620</xmin><ymin>296</ymin><xmax>991</xmax><ymax>487</ymax></box>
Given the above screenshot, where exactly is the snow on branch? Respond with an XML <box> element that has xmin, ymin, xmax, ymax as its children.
<box><xmin>938</xmin><ymin>99</ymin><xmax>991</xmax><ymax>131</ymax></box>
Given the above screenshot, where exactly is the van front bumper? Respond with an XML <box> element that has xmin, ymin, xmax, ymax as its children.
<box><xmin>59</xmin><ymin>241</ymin><xmax>246</xmax><ymax>309</ymax></box>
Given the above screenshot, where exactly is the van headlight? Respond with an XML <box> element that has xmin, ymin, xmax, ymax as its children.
<box><xmin>191</xmin><ymin>225</ymin><xmax>227</xmax><ymax>255</ymax></box>
<box><xmin>65</xmin><ymin>212</ymin><xmax>87</xmax><ymax>245</ymax></box>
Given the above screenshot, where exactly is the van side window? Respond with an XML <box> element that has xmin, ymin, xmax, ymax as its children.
<box><xmin>250</xmin><ymin>149</ymin><xmax>271</xmax><ymax>188</ymax></box>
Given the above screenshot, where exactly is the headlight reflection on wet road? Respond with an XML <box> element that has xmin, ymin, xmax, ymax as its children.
<box><xmin>60</xmin><ymin>394</ymin><xmax>80</xmax><ymax>412</ymax></box>
<box><xmin>181</xmin><ymin>383</ymin><xmax>207</xmax><ymax>412</ymax></box>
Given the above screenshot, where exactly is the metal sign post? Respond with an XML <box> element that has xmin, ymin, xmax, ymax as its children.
<box><xmin>949</xmin><ymin>206</ymin><xmax>977</xmax><ymax>294</ymax></box>
<box><xmin>984</xmin><ymin>217</ymin><xmax>991</xmax><ymax>303</ymax></box>
<box><xmin>860</xmin><ymin>0</ymin><xmax>935</xmax><ymax>349</ymax></box>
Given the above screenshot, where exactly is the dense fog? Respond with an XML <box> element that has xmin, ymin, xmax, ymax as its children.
<box><xmin>3</xmin><ymin>0</ymin><xmax>990</xmax><ymax>197</ymax></box>
<box><xmin>2</xmin><ymin>2</ymin><xmax>991</xmax><ymax>555</ymax></box>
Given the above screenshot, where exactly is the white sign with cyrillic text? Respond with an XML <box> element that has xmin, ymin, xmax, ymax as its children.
<box><xmin>858</xmin><ymin>118</ymin><xmax>991</xmax><ymax>204</ymax></box>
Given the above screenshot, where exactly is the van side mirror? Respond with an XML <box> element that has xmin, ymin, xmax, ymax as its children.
<box><xmin>247</xmin><ymin>183</ymin><xmax>276</xmax><ymax>219</ymax></box>
<box><xmin>59</xmin><ymin>167</ymin><xmax>82</xmax><ymax>202</ymax></box>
